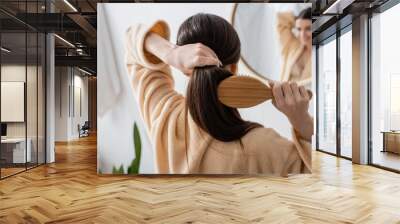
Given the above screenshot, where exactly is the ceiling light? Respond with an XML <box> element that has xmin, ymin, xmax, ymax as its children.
<box><xmin>54</xmin><ymin>34</ymin><xmax>75</xmax><ymax>48</ymax></box>
<box><xmin>78</xmin><ymin>67</ymin><xmax>93</xmax><ymax>76</ymax></box>
<box><xmin>323</xmin><ymin>0</ymin><xmax>355</xmax><ymax>15</ymax></box>
<box><xmin>76</xmin><ymin>48</ymin><xmax>85</xmax><ymax>55</ymax></box>
<box><xmin>1</xmin><ymin>47</ymin><xmax>11</xmax><ymax>53</ymax></box>
<box><xmin>63</xmin><ymin>0</ymin><xmax>78</xmax><ymax>12</ymax></box>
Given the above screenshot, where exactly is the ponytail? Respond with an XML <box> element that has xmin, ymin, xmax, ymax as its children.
<box><xmin>186</xmin><ymin>66</ymin><xmax>261</xmax><ymax>142</ymax></box>
<box><xmin>178</xmin><ymin>13</ymin><xmax>262</xmax><ymax>142</ymax></box>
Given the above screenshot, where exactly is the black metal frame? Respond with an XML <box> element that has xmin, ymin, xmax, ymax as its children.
<box><xmin>367</xmin><ymin>9</ymin><xmax>373</xmax><ymax>167</ymax></box>
<box><xmin>0</xmin><ymin>0</ymin><xmax>47</xmax><ymax>180</ymax></box>
<box><xmin>315</xmin><ymin>44</ymin><xmax>319</xmax><ymax>151</ymax></box>
<box><xmin>44</xmin><ymin>0</ymin><xmax>47</xmax><ymax>166</ymax></box>
<box><xmin>336</xmin><ymin>20</ymin><xmax>341</xmax><ymax>159</ymax></box>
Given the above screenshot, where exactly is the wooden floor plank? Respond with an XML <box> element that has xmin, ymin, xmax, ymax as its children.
<box><xmin>0</xmin><ymin>135</ymin><xmax>400</xmax><ymax>223</ymax></box>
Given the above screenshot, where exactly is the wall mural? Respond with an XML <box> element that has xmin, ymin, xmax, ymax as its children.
<box><xmin>97</xmin><ymin>3</ymin><xmax>313</xmax><ymax>175</ymax></box>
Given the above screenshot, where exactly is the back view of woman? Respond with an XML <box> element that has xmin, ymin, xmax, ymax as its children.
<box><xmin>125</xmin><ymin>13</ymin><xmax>313</xmax><ymax>175</ymax></box>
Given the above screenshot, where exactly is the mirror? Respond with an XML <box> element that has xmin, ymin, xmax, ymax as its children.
<box><xmin>231</xmin><ymin>3</ymin><xmax>310</xmax><ymax>82</ymax></box>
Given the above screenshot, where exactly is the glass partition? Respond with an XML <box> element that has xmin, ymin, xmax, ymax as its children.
<box><xmin>0</xmin><ymin>1</ymin><xmax>46</xmax><ymax>179</ymax></box>
<box><xmin>1</xmin><ymin>30</ymin><xmax>28</xmax><ymax>177</ymax></box>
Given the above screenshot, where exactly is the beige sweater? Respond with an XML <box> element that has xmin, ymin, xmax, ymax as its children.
<box><xmin>277</xmin><ymin>12</ymin><xmax>312</xmax><ymax>86</ymax></box>
<box><xmin>125</xmin><ymin>21</ymin><xmax>312</xmax><ymax>175</ymax></box>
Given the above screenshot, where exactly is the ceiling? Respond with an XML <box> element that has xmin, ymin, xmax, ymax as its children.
<box><xmin>311</xmin><ymin>0</ymin><xmax>391</xmax><ymax>43</ymax></box>
<box><xmin>0</xmin><ymin>0</ymin><xmax>393</xmax><ymax>74</ymax></box>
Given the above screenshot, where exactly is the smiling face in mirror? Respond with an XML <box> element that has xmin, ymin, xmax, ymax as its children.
<box><xmin>232</xmin><ymin>4</ymin><xmax>312</xmax><ymax>81</ymax></box>
<box><xmin>295</xmin><ymin>18</ymin><xmax>312</xmax><ymax>48</ymax></box>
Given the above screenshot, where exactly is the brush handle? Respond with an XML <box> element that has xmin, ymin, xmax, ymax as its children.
<box><xmin>218</xmin><ymin>76</ymin><xmax>312</xmax><ymax>108</ymax></box>
<box><xmin>218</xmin><ymin>76</ymin><xmax>272</xmax><ymax>108</ymax></box>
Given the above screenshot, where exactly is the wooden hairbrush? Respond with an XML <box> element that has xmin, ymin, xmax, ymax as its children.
<box><xmin>217</xmin><ymin>76</ymin><xmax>312</xmax><ymax>108</ymax></box>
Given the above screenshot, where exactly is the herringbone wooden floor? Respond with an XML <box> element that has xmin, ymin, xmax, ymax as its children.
<box><xmin>1</xmin><ymin>135</ymin><xmax>400</xmax><ymax>224</ymax></box>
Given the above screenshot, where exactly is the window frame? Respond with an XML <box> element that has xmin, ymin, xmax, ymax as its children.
<box><xmin>315</xmin><ymin>22</ymin><xmax>353</xmax><ymax>161</ymax></box>
<box><xmin>367</xmin><ymin>0</ymin><xmax>400</xmax><ymax>173</ymax></box>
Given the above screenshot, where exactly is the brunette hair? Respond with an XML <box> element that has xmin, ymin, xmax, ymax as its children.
<box><xmin>297</xmin><ymin>7</ymin><xmax>312</xmax><ymax>20</ymax></box>
<box><xmin>177</xmin><ymin>13</ymin><xmax>261</xmax><ymax>142</ymax></box>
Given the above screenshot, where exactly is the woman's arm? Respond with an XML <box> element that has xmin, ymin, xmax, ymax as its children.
<box><xmin>266</xmin><ymin>81</ymin><xmax>313</xmax><ymax>175</ymax></box>
<box><xmin>297</xmin><ymin>77</ymin><xmax>312</xmax><ymax>87</ymax></box>
<box><xmin>124</xmin><ymin>21</ymin><xmax>221</xmax><ymax>172</ymax></box>
<box><xmin>276</xmin><ymin>12</ymin><xmax>298</xmax><ymax>54</ymax></box>
<box><xmin>269</xmin><ymin>81</ymin><xmax>313</xmax><ymax>142</ymax></box>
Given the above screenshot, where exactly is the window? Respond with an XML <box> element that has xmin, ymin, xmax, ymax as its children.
<box><xmin>339</xmin><ymin>29</ymin><xmax>352</xmax><ymax>158</ymax></box>
<box><xmin>370</xmin><ymin>3</ymin><xmax>400</xmax><ymax>171</ymax></box>
<box><xmin>317</xmin><ymin>37</ymin><xmax>337</xmax><ymax>154</ymax></box>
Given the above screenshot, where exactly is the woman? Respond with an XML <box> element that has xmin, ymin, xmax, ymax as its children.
<box><xmin>125</xmin><ymin>13</ymin><xmax>313</xmax><ymax>175</ymax></box>
<box><xmin>277</xmin><ymin>8</ymin><xmax>312</xmax><ymax>86</ymax></box>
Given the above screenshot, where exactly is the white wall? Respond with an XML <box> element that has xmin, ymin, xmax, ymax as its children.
<box><xmin>1</xmin><ymin>65</ymin><xmax>39</xmax><ymax>138</ymax></box>
<box><xmin>55</xmin><ymin>66</ymin><xmax>69</xmax><ymax>141</ymax></box>
<box><xmin>75</xmin><ymin>73</ymin><xmax>89</xmax><ymax>137</ymax></box>
<box><xmin>1</xmin><ymin>82</ymin><xmax>24</xmax><ymax>123</ymax></box>
<box><xmin>55</xmin><ymin>67</ymin><xmax>89</xmax><ymax>141</ymax></box>
<box><xmin>1</xmin><ymin>65</ymin><xmax>26</xmax><ymax>134</ymax></box>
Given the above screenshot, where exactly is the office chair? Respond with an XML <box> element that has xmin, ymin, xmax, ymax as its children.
<box><xmin>79</xmin><ymin>121</ymin><xmax>90</xmax><ymax>138</ymax></box>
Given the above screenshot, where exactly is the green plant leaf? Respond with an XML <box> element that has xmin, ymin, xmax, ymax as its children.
<box><xmin>127</xmin><ymin>122</ymin><xmax>142</xmax><ymax>174</ymax></box>
<box><xmin>112</xmin><ymin>164</ymin><xmax>125</xmax><ymax>174</ymax></box>
<box><xmin>118</xmin><ymin>164</ymin><xmax>124</xmax><ymax>174</ymax></box>
<box><xmin>112</xmin><ymin>166</ymin><xmax>118</xmax><ymax>174</ymax></box>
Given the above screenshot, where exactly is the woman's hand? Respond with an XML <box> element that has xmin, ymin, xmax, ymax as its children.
<box><xmin>145</xmin><ymin>33</ymin><xmax>221</xmax><ymax>75</ymax></box>
<box><xmin>269</xmin><ymin>81</ymin><xmax>313</xmax><ymax>141</ymax></box>
<box><xmin>163</xmin><ymin>43</ymin><xmax>221</xmax><ymax>75</ymax></box>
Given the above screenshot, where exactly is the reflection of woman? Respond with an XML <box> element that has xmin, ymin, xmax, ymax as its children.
<box><xmin>125</xmin><ymin>13</ymin><xmax>313</xmax><ymax>175</ymax></box>
<box><xmin>277</xmin><ymin>8</ymin><xmax>312</xmax><ymax>85</ymax></box>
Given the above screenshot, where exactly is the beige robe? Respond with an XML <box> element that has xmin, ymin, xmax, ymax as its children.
<box><xmin>124</xmin><ymin>20</ymin><xmax>312</xmax><ymax>176</ymax></box>
<box><xmin>277</xmin><ymin>12</ymin><xmax>312</xmax><ymax>86</ymax></box>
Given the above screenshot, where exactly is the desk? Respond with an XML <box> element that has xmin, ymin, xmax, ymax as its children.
<box><xmin>381</xmin><ymin>131</ymin><xmax>400</xmax><ymax>154</ymax></box>
<box><xmin>1</xmin><ymin>138</ymin><xmax>31</xmax><ymax>163</ymax></box>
